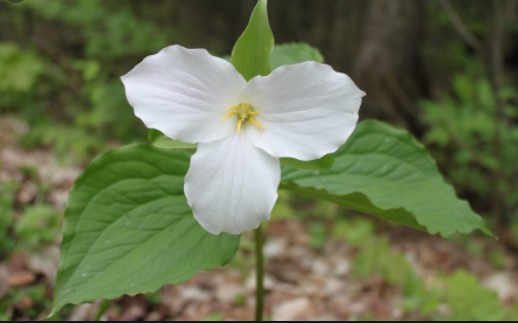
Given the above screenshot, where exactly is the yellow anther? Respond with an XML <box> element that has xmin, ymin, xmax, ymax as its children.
<box><xmin>223</xmin><ymin>102</ymin><xmax>264</xmax><ymax>133</ymax></box>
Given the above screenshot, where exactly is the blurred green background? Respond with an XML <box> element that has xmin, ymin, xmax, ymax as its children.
<box><xmin>1</xmin><ymin>0</ymin><xmax>517</xmax><ymax>320</ymax></box>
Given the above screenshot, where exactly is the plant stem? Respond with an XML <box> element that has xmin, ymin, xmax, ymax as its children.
<box><xmin>254</xmin><ymin>225</ymin><xmax>264</xmax><ymax>321</ymax></box>
<box><xmin>94</xmin><ymin>299</ymin><xmax>110</xmax><ymax>321</ymax></box>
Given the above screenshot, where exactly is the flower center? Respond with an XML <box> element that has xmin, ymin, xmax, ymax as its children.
<box><xmin>222</xmin><ymin>102</ymin><xmax>264</xmax><ymax>133</ymax></box>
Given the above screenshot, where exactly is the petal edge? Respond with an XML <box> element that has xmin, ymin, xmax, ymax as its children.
<box><xmin>184</xmin><ymin>132</ymin><xmax>280</xmax><ymax>235</ymax></box>
<box><xmin>122</xmin><ymin>45</ymin><xmax>246</xmax><ymax>144</ymax></box>
<box><xmin>241</xmin><ymin>61</ymin><xmax>365</xmax><ymax>160</ymax></box>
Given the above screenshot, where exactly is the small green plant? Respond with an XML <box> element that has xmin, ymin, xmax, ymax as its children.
<box><xmin>332</xmin><ymin>217</ymin><xmax>375</xmax><ymax>247</ymax></box>
<box><xmin>421</xmin><ymin>71</ymin><xmax>518</xmax><ymax>226</ymax></box>
<box><xmin>349</xmin><ymin>234</ymin><xmax>517</xmax><ymax>320</ymax></box>
<box><xmin>440</xmin><ymin>270</ymin><xmax>508</xmax><ymax>320</ymax></box>
<box><xmin>0</xmin><ymin>181</ymin><xmax>19</xmax><ymax>256</ymax></box>
<box><xmin>0</xmin><ymin>42</ymin><xmax>45</xmax><ymax>111</ymax></box>
<box><xmin>351</xmin><ymin>237</ymin><xmax>418</xmax><ymax>288</ymax></box>
<box><xmin>15</xmin><ymin>203</ymin><xmax>60</xmax><ymax>250</ymax></box>
<box><xmin>20</xmin><ymin>124</ymin><xmax>105</xmax><ymax>162</ymax></box>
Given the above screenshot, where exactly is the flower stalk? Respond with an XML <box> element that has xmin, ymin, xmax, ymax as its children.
<box><xmin>255</xmin><ymin>226</ymin><xmax>265</xmax><ymax>321</ymax></box>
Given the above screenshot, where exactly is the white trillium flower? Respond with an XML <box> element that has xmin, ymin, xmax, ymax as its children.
<box><xmin>121</xmin><ymin>45</ymin><xmax>365</xmax><ymax>235</ymax></box>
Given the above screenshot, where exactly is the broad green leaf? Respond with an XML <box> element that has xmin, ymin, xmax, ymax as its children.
<box><xmin>230</xmin><ymin>0</ymin><xmax>273</xmax><ymax>80</ymax></box>
<box><xmin>281</xmin><ymin>120</ymin><xmax>490</xmax><ymax>237</ymax></box>
<box><xmin>270</xmin><ymin>43</ymin><xmax>324</xmax><ymax>69</ymax></box>
<box><xmin>51</xmin><ymin>144</ymin><xmax>239</xmax><ymax>315</ymax></box>
<box><xmin>147</xmin><ymin>129</ymin><xmax>196</xmax><ymax>150</ymax></box>
<box><xmin>281</xmin><ymin>154</ymin><xmax>334</xmax><ymax>172</ymax></box>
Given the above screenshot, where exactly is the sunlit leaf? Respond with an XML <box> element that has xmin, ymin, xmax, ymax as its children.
<box><xmin>281</xmin><ymin>120</ymin><xmax>490</xmax><ymax>237</ymax></box>
<box><xmin>51</xmin><ymin>145</ymin><xmax>240</xmax><ymax>315</ymax></box>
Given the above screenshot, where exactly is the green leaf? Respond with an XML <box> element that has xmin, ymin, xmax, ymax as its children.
<box><xmin>281</xmin><ymin>154</ymin><xmax>334</xmax><ymax>172</ymax></box>
<box><xmin>441</xmin><ymin>270</ymin><xmax>507</xmax><ymax>320</ymax></box>
<box><xmin>51</xmin><ymin>144</ymin><xmax>239</xmax><ymax>315</ymax></box>
<box><xmin>147</xmin><ymin>129</ymin><xmax>196</xmax><ymax>150</ymax></box>
<box><xmin>0</xmin><ymin>42</ymin><xmax>45</xmax><ymax>93</ymax></box>
<box><xmin>270</xmin><ymin>43</ymin><xmax>324</xmax><ymax>69</ymax></box>
<box><xmin>230</xmin><ymin>0</ymin><xmax>273</xmax><ymax>80</ymax></box>
<box><xmin>281</xmin><ymin>120</ymin><xmax>490</xmax><ymax>237</ymax></box>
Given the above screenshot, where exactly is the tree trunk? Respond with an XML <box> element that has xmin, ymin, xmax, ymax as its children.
<box><xmin>353</xmin><ymin>0</ymin><xmax>425</xmax><ymax>132</ymax></box>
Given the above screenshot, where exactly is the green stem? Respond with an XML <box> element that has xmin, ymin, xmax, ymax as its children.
<box><xmin>94</xmin><ymin>299</ymin><xmax>110</xmax><ymax>321</ymax></box>
<box><xmin>254</xmin><ymin>225</ymin><xmax>265</xmax><ymax>321</ymax></box>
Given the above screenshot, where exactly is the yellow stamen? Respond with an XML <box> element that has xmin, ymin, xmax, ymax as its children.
<box><xmin>223</xmin><ymin>102</ymin><xmax>264</xmax><ymax>133</ymax></box>
<box><xmin>222</xmin><ymin>111</ymin><xmax>237</xmax><ymax>120</ymax></box>
<box><xmin>249</xmin><ymin>116</ymin><xmax>264</xmax><ymax>129</ymax></box>
<box><xmin>237</xmin><ymin>119</ymin><xmax>243</xmax><ymax>133</ymax></box>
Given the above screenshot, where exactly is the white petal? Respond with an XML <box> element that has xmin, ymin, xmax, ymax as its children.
<box><xmin>240</xmin><ymin>62</ymin><xmax>365</xmax><ymax>160</ymax></box>
<box><xmin>184</xmin><ymin>131</ymin><xmax>280</xmax><ymax>235</ymax></box>
<box><xmin>121</xmin><ymin>45</ymin><xmax>246</xmax><ymax>144</ymax></box>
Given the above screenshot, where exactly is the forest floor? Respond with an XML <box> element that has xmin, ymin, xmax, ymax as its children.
<box><xmin>1</xmin><ymin>116</ymin><xmax>518</xmax><ymax>320</ymax></box>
